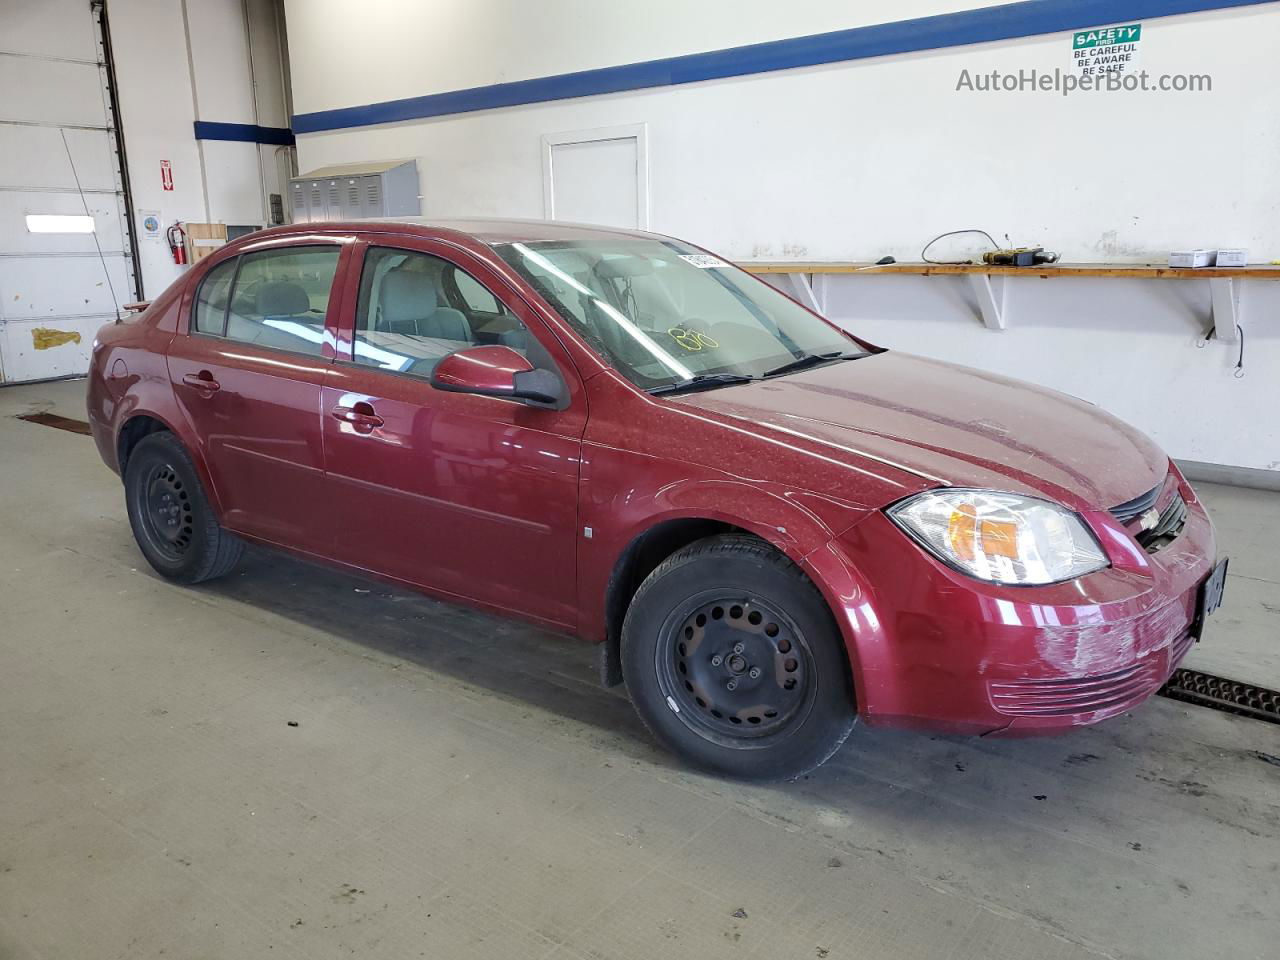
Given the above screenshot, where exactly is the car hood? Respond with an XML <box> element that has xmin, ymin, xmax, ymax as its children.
<box><xmin>671</xmin><ymin>351</ymin><xmax>1168</xmax><ymax>511</ymax></box>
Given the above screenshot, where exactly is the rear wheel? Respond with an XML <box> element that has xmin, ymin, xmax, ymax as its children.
<box><xmin>124</xmin><ymin>431</ymin><xmax>242</xmax><ymax>584</ymax></box>
<box><xmin>622</xmin><ymin>534</ymin><xmax>855</xmax><ymax>780</ymax></box>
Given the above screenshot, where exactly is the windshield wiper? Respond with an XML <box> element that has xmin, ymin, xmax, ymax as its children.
<box><xmin>648</xmin><ymin>373</ymin><xmax>756</xmax><ymax>396</ymax></box>
<box><xmin>761</xmin><ymin>351</ymin><xmax>862</xmax><ymax>379</ymax></box>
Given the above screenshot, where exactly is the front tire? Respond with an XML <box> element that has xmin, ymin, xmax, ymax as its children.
<box><xmin>124</xmin><ymin>431</ymin><xmax>243</xmax><ymax>584</ymax></box>
<box><xmin>621</xmin><ymin>534</ymin><xmax>855</xmax><ymax>780</ymax></box>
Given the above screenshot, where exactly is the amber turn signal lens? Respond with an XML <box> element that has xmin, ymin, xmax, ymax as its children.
<box><xmin>947</xmin><ymin>504</ymin><xmax>978</xmax><ymax>561</ymax></box>
<box><xmin>947</xmin><ymin>504</ymin><xmax>1020</xmax><ymax>561</ymax></box>
<box><xmin>979</xmin><ymin>518</ymin><xmax>1019</xmax><ymax>558</ymax></box>
<box><xmin>892</xmin><ymin>489</ymin><xmax>1109</xmax><ymax>586</ymax></box>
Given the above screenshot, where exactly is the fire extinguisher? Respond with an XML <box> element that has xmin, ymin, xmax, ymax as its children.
<box><xmin>167</xmin><ymin>222</ymin><xmax>188</xmax><ymax>266</ymax></box>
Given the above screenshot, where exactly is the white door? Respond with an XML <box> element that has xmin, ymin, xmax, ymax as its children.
<box><xmin>543</xmin><ymin>125</ymin><xmax>648</xmax><ymax>230</ymax></box>
<box><xmin>0</xmin><ymin>0</ymin><xmax>137</xmax><ymax>385</ymax></box>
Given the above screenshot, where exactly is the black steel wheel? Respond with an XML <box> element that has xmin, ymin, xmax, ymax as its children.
<box><xmin>657</xmin><ymin>593</ymin><xmax>816</xmax><ymax>742</ymax></box>
<box><xmin>124</xmin><ymin>431</ymin><xmax>243</xmax><ymax>584</ymax></box>
<box><xmin>622</xmin><ymin>534</ymin><xmax>856</xmax><ymax>780</ymax></box>
<box><xmin>136</xmin><ymin>460</ymin><xmax>196</xmax><ymax>563</ymax></box>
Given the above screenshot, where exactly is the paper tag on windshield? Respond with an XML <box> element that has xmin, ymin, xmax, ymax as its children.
<box><xmin>679</xmin><ymin>254</ymin><xmax>729</xmax><ymax>269</ymax></box>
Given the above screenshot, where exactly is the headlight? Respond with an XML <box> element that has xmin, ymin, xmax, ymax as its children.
<box><xmin>887</xmin><ymin>489</ymin><xmax>1108</xmax><ymax>586</ymax></box>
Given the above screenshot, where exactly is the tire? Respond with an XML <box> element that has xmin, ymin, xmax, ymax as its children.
<box><xmin>621</xmin><ymin>534</ymin><xmax>856</xmax><ymax>781</ymax></box>
<box><xmin>124</xmin><ymin>431</ymin><xmax>243</xmax><ymax>584</ymax></box>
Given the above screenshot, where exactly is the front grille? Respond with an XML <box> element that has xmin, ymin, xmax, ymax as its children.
<box><xmin>990</xmin><ymin>610</ymin><xmax>1194</xmax><ymax>720</ymax></box>
<box><xmin>1109</xmin><ymin>476</ymin><xmax>1187</xmax><ymax>554</ymax></box>
<box><xmin>1135</xmin><ymin>494</ymin><xmax>1187</xmax><ymax>552</ymax></box>
<box><xmin>989</xmin><ymin>661</ymin><xmax>1161</xmax><ymax>717</ymax></box>
<box><xmin>1109</xmin><ymin>483</ymin><xmax>1162</xmax><ymax>524</ymax></box>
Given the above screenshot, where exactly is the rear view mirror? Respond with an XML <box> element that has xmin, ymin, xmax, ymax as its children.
<box><xmin>430</xmin><ymin>344</ymin><xmax>566</xmax><ymax>406</ymax></box>
<box><xmin>593</xmin><ymin>256</ymin><xmax>654</xmax><ymax>279</ymax></box>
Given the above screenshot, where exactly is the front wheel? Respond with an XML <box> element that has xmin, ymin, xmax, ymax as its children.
<box><xmin>621</xmin><ymin>535</ymin><xmax>856</xmax><ymax>780</ymax></box>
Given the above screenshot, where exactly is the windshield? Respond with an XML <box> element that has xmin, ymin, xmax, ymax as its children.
<box><xmin>494</xmin><ymin>237</ymin><xmax>866</xmax><ymax>391</ymax></box>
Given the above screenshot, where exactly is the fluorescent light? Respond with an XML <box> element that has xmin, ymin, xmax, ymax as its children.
<box><xmin>26</xmin><ymin>214</ymin><xmax>95</xmax><ymax>234</ymax></box>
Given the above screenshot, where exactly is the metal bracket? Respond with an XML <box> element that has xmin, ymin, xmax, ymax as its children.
<box><xmin>1209</xmin><ymin>277</ymin><xmax>1240</xmax><ymax>343</ymax></box>
<box><xmin>967</xmin><ymin>273</ymin><xmax>1008</xmax><ymax>330</ymax></box>
<box><xmin>785</xmin><ymin>272</ymin><xmax>823</xmax><ymax>314</ymax></box>
<box><xmin>811</xmin><ymin>273</ymin><xmax>830</xmax><ymax>315</ymax></box>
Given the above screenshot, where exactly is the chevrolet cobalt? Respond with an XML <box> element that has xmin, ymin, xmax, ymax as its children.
<box><xmin>87</xmin><ymin>219</ymin><xmax>1225</xmax><ymax>779</ymax></box>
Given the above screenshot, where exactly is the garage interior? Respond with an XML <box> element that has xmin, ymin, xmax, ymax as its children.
<box><xmin>2</xmin><ymin>2</ymin><xmax>1278</xmax><ymax>960</ymax></box>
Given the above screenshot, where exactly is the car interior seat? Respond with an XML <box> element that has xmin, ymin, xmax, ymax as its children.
<box><xmin>378</xmin><ymin>271</ymin><xmax>473</xmax><ymax>342</ymax></box>
<box><xmin>225</xmin><ymin>280</ymin><xmax>325</xmax><ymax>351</ymax></box>
<box><xmin>255</xmin><ymin>280</ymin><xmax>312</xmax><ymax>321</ymax></box>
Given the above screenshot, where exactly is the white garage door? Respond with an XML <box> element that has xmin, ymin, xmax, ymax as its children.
<box><xmin>0</xmin><ymin>0</ymin><xmax>137</xmax><ymax>384</ymax></box>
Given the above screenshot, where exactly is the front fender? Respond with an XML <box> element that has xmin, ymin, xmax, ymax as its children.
<box><xmin>617</xmin><ymin>476</ymin><xmax>862</xmax><ymax>559</ymax></box>
<box><xmin>577</xmin><ymin>445</ymin><xmax>869</xmax><ymax>643</ymax></box>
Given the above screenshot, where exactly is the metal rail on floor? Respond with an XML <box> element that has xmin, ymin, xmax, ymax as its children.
<box><xmin>1159</xmin><ymin>669</ymin><xmax>1280</xmax><ymax>725</ymax></box>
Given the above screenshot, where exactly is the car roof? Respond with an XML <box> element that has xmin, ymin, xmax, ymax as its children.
<box><xmin>240</xmin><ymin>217</ymin><xmax>664</xmax><ymax>246</ymax></box>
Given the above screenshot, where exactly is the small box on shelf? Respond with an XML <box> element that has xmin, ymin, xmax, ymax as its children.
<box><xmin>1168</xmin><ymin>250</ymin><xmax>1215</xmax><ymax>268</ymax></box>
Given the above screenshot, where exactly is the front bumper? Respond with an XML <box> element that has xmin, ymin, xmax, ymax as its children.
<box><xmin>810</xmin><ymin>482</ymin><xmax>1216</xmax><ymax>735</ymax></box>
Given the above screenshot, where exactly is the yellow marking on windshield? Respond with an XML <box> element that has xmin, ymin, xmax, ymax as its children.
<box><xmin>667</xmin><ymin>327</ymin><xmax>718</xmax><ymax>352</ymax></box>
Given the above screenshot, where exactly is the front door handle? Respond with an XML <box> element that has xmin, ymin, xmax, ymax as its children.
<box><xmin>330</xmin><ymin>402</ymin><xmax>384</xmax><ymax>432</ymax></box>
<box><xmin>182</xmin><ymin>371</ymin><xmax>220</xmax><ymax>394</ymax></box>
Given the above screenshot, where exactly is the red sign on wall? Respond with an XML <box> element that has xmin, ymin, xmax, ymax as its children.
<box><xmin>160</xmin><ymin>160</ymin><xmax>173</xmax><ymax>192</ymax></box>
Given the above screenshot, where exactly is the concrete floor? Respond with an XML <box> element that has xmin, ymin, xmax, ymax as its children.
<box><xmin>1</xmin><ymin>378</ymin><xmax>1278</xmax><ymax>960</ymax></box>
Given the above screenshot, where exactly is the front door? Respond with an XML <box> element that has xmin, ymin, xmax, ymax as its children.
<box><xmin>321</xmin><ymin>240</ymin><xmax>585</xmax><ymax>628</ymax></box>
<box><xmin>167</xmin><ymin>240</ymin><xmax>348</xmax><ymax>554</ymax></box>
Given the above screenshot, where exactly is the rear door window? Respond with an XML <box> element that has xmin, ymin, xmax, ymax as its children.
<box><xmin>224</xmin><ymin>247</ymin><xmax>340</xmax><ymax>356</ymax></box>
<box><xmin>192</xmin><ymin>246</ymin><xmax>341</xmax><ymax>357</ymax></box>
<box><xmin>192</xmin><ymin>258</ymin><xmax>237</xmax><ymax>335</ymax></box>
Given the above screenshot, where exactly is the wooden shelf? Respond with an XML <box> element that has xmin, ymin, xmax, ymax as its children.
<box><xmin>737</xmin><ymin>261</ymin><xmax>1274</xmax><ymax>341</ymax></box>
<box><xmin>740</xmin><ymin>260</ymin><xmax>1280</xmax><ymax>280</ymax></box>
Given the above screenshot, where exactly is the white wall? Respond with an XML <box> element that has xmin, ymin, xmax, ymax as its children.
<box><xmin>109</xmin><ymin>0</ymin><xmax>289</xmax><ymax>298</ymax></box>
<box><xmin>286</xmin><ymin>0</ymin><xmax>1002</xmax><ymax>117</ymax></box>
<box><xmin>819</xmin><ymin>274</ymin><xmax>1278</xmax><ymax>475</ymax></box>
<box><xmin>283</xmin><ymin>0</ymin><xmax>1280</xmax><ymax>475</ymax></box>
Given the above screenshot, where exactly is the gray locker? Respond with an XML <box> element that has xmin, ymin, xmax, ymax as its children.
<box><xmin>290</xmin><ymin>180</ymin><xmax>308</xmax><ymax>221</ymax></box>
<box><xmin>287</xmin><ymin>159</ymin><xmax>420</xmax><ymax>223</ymax></box>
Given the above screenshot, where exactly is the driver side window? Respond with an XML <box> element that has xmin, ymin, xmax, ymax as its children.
<box><xmin>352</xmin><ymin>247</ymin><xmax>531</xmax><ymax>379</ymax></box>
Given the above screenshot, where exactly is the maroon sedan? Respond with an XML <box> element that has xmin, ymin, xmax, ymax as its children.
<box><xmin>87</xmin><ymin>219</ymin><xmax>1226</xmax><ymax>779</ymax></box>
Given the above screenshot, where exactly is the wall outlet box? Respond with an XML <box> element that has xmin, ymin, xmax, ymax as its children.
<box><xmin>1169</xmin><ymin>249</ymin><xmax>1215</xmax><ymax>268</ymax></box>
<box><xmin>1215</xmin><ymin>248</ymin><xmax>1249</xmax><ymax>267</ymax></box>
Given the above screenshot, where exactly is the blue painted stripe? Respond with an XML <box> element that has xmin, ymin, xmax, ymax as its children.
<box><xmin>194</xmin><ymin>121</ymin><xmax>296</xmax><ymax>146</ymax></box>
<box><xmin>292</xmin><ymin>0</ymin><xmax>1273</xmax><ymax>134</ymax></box>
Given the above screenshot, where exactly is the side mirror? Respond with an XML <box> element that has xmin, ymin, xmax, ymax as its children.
<box><xmin>430</xmin><ymin>344</ymin><xmax>565</xmax><ymax>406</ymax></box>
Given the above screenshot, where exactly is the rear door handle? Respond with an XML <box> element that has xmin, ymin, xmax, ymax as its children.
<box><xmin>182</xmin><ymin>372</ymin><xmax>220</xmax><ymax>394</ymax></box>
<box><xmin>330</xmin><ymin>403</ymin><xmax>384</xmax><ymax>431</ymax></box>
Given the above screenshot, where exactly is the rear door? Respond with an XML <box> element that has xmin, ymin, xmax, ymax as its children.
<box><xmin>167</xmin><ymin>237</ymin><xmax>351</xmax><ymax>553</ymax></box>
<box><xmin>321</xmin><ymin>237</ymin><xmax>585</xmax><ymax>628</ymax></box>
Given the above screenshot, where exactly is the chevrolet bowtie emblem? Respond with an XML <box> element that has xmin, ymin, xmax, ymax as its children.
<box><xmin>1139</xmin><ymin>507</ymin><xmax>1161</xmax><ymax>531</ymax></box>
